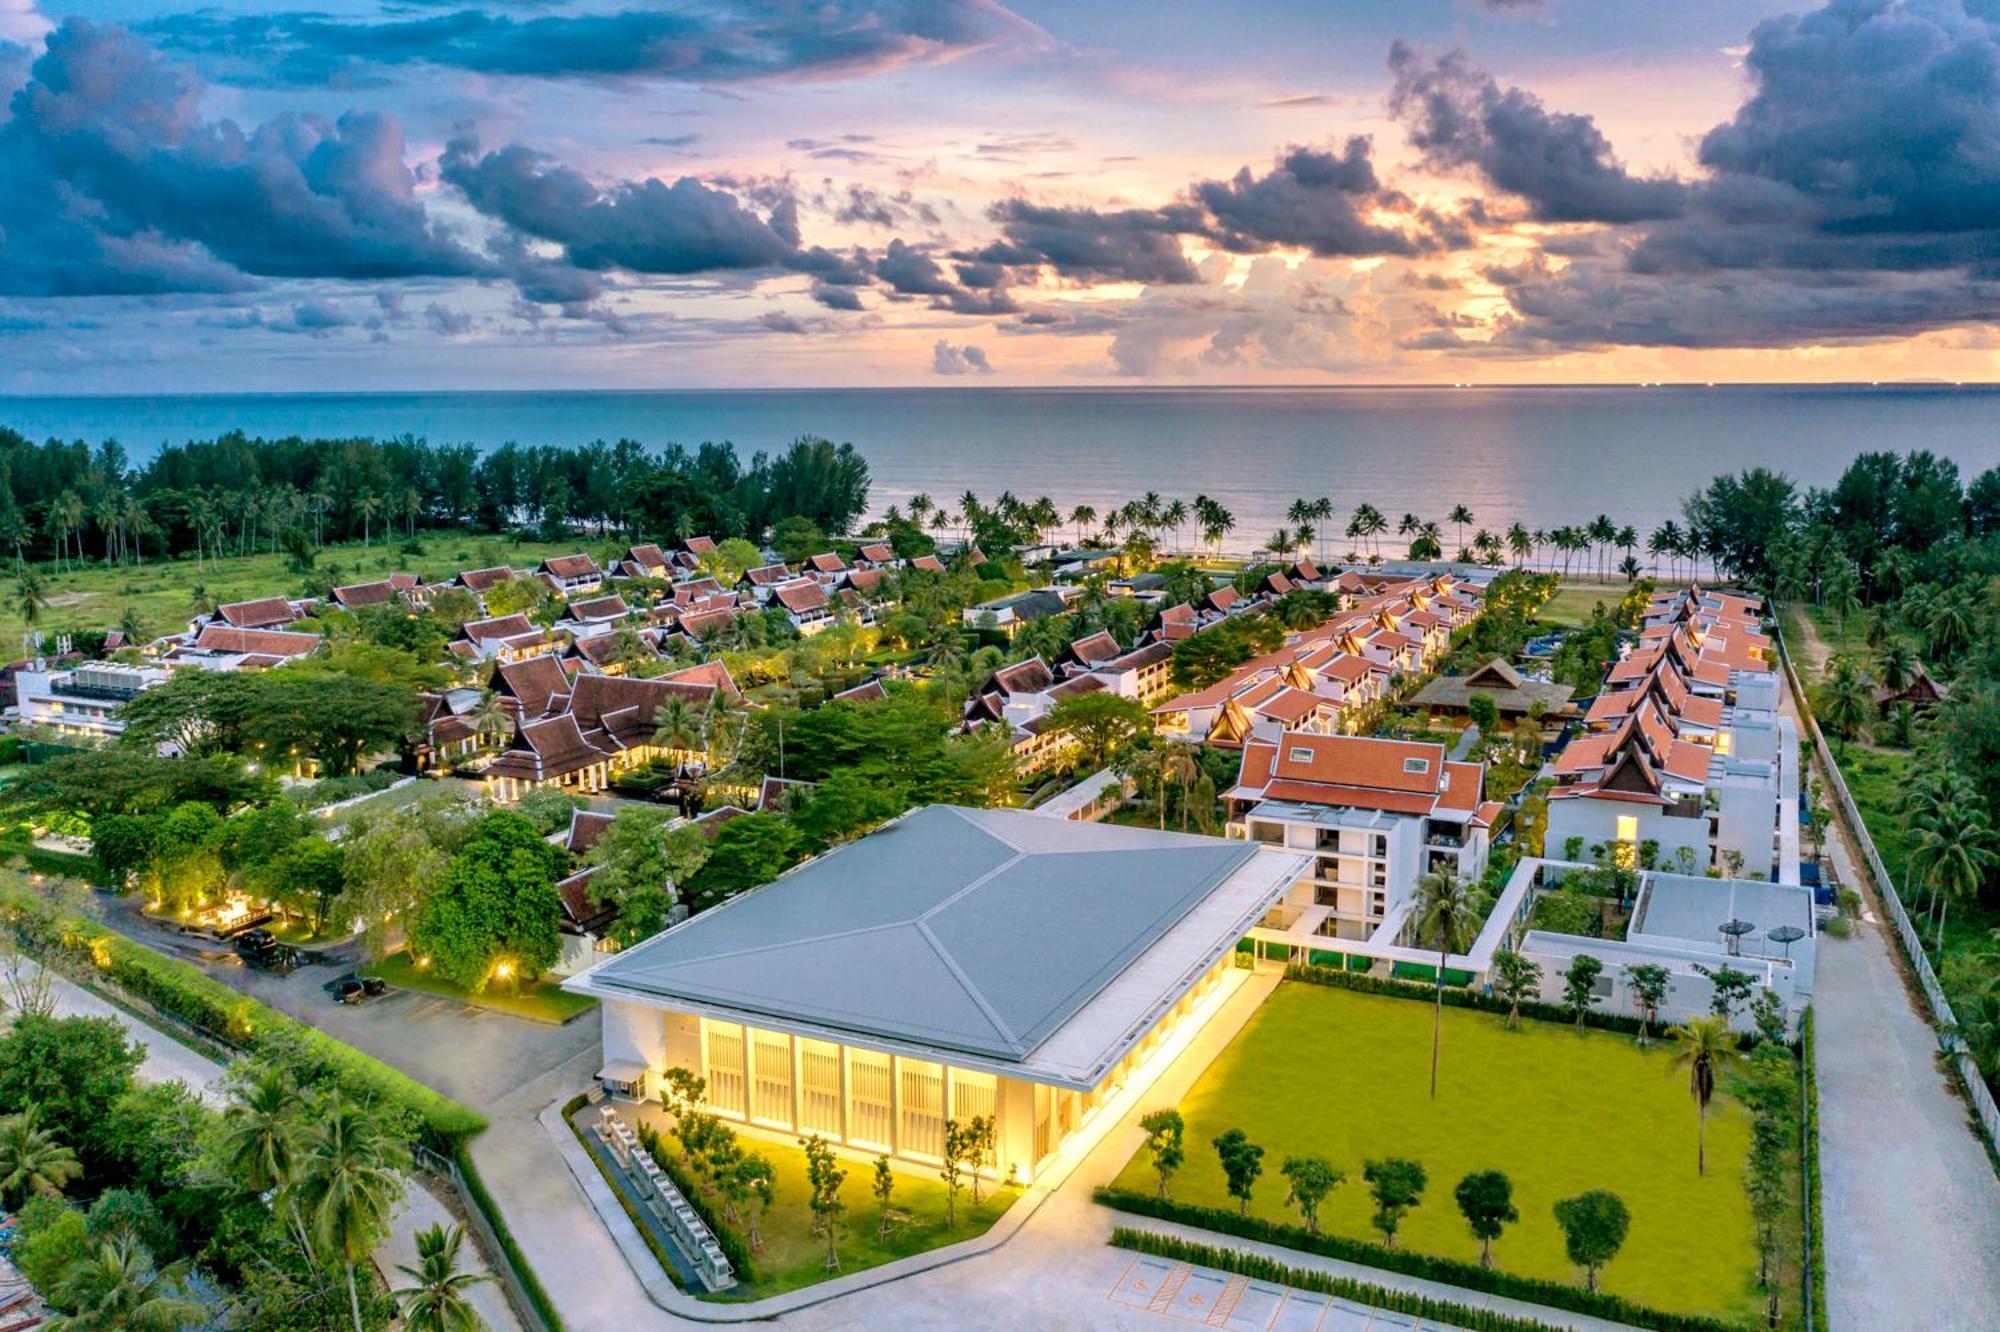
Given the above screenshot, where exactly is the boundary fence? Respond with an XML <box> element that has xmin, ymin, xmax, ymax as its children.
<box><xmin>1773</xmin><ymin>620</ymin><xmax>2000</xmax><ymax>1149</ymax></box>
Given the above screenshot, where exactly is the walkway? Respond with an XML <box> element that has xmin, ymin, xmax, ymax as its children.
<box><xmin>36</xmin><ymin>961</ymin><xmax>226</xmax><ymax>1102</ymax></box>
<box><xmin>1778</xmin><ymin>647</ymin><xmax>2000</xmax><ymax>1331</ymax></box>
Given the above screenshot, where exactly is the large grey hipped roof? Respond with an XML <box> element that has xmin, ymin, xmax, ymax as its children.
<box><xmin>580</xmin><ymin>805</ymin><xmax>1262</xmax><ymax>1064</ymax></box>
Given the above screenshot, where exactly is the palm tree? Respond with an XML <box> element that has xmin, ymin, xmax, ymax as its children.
<box><xmin>1875</xmin><ymin>640</ymin><xmax>1918</xmax><ymax>696</ymax></box>
<box><xmin>1926</xmin><ymin>597</ymin><xmax>1973</xmax><ymax>663</ymax></box>
<box><xmin>1648</xmin><ymin>521</ymin><xmax>1682</xmax><ymax>578</ymax></box>
<box><xmin>394</xmin><ymin>1222</ymin><xmax>493</xmax><ymax>1332</ymax></box>
<box><xmin>1412</xmin><ymin>871</ymin><xmax>1480</xmax><ymax>1099</ymax></box>
<box><xmin>357</xmin><ymin>492</ymin><xmax>382</xmax><ymax>548</ymax></box>
<box><xmin>1815</xmin><ymin>657</ymin><xmax>1874</xmax><ymax>754</ymax></box>
<box><xmin>0</xmin><ymin>1109</ymin><xmax>80</xmax><ymax>1206</ymax></box>
<box><xmin>220</xmin><ymin>1064</ymin><xmax>305</xmax><ymax>1197</ymax></box>
<box><xmin>16</xmin><ymin>569</ymin><xmax>45</xmax><ymax>630</ymax></box>
<box><xmin>1671</xmin><ymin>1016</ymin><xmax>1736</xmax><ymax>1175</ymax></box>
<box><xmin>1909</xmin><ymin>808</ymin><xmax>1998</xmax><ymax>954</ymax></box>
<box><xmin>293</xmin><ymin>1094</ymin><xmax>408</xmax><ymax>1332</ymax></box>
<box><xmin>1161</xmin><ymin>498</ymin><xmax>1190</xmax><ymax>555</ymax></box>
<box><xmin>1069</xmin><ymin>504</ymin><xmax>1097</xmax><ymax>546</ymax></box>
<box><xmin>1587</xmin><ymin>514</ymin><xmax>1616</xmax><ymax>580</ymax></box>
<box><xmin>1267</xmin><ymin>527</ymin><xmax>1293</xmax><ymax>561</ymax></box>
<box><xmin>469</xmin><ymin>690</ymin><xmax>510</xmax><ymax>751</ymax></box>
<box><xmin>1448</xmin><ymin>504</ymin><xmax>1473</xmax><ymax>557</ymax></box>
<box><xmin>1507</xmin><ymin>522</ymin><xmax>1533</xmax><ymax>569</ymax></box>
<box><xmin>652</xmin><ymin>698</ymin><xmax>708</xmax><ymax>757</ymax></box>
<box><xmin>45</xmin><ymin>1235</ymin><xmax>199</xmax><ymax>1332</ymax></box>
<box><xmin>1147</xmin><ymin>746</ymin><xmax>1198</xmax><ymax>830</ymax></box>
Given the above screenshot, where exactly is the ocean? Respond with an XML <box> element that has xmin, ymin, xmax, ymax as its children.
<box><xmin>2</xmin><ymin>385</ymin><xmax>1996</xmax><ymax>544</ymax></box>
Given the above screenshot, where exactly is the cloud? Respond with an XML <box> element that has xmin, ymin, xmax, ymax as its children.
<box><xmin>760</xmin><ymin>310</ymin><xmax>811</xmax><ymax>334</ymax></box>
<box><xmin>0</xmin><ymin>0</ymin><xmax>48</xmax><ymax>48</ymax></box>
<box><xmin>1480</xmin><ymin>0</ymin><xmax>2000</xmax><ymax>350</ymax></box>
<box><xmin>964</xmin><ymin>199</ymin><xmax>1207</xmax><ymax>284</ymax></box>
<box><xmin>143</xmin><ymin>0</ymin><xmax>1045</xmax><ymax>88</ymax></box>
<box><xmin>287</xmin><ymin>299</ymin><xmax>351</xmax><ymax>335</ymax></box>
<box><xmin>441</xmin><ymin>134</ymin><xmax>800</xmax><ymax>275</ymax></box>
<box><xmin>1387</xmin><ymin>41</ymin><xmax>1687</xmax><ymax>223</ymax></box>
<box><xmin>827</xmin><ymin>183</ymin><xmax>941</xmax><ymax>229</ymax></box>
<box><xmin>0</xmin><ymin>20</ymin><xmax>485</xmax><ymax>297</ymax></box>
<box><xmin>1194</xmin><ymin>138</ymin><xmax>1431</xmax><ymax>257</ymax></box>
<box><xmin>875</xmin><ymin>238</ymin><xmax>960</xmax><ymax>295</ymax></box>
<box><xmin>931</xmin><ymin>338</ymin><xmax>992</xmax><ymax>373</ymax></box>
<box><xmin>425</xmin><ymin>301</ymin><xmax>474</xmax><ymax>335</ymax></box>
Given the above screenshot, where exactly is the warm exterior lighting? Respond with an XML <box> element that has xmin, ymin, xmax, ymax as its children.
<box><xmin>416</xmin><ymin>955</ymin><xmax>432</xmax><ymax>970</ymax></box>
<box><xmin>493</xmin><ymin>960</ymin><xmax>513</xmax><ymax>980</ymax></box>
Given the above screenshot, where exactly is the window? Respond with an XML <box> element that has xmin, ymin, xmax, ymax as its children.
<box><xmin>703</xmin><ymin>1021</ymin><xmax>745</xmax><ymax>1117</ymax></box>
<box><xmin>847</xmin><ymin>1050</ymin><xmax>893</xmax><ymax>1149</ymax></box>
<box><xmin>798</xmin><ymin>1039</ymin><xmax>842</xmax><ymax>1136</ymax></box>
<box><xmin>1289</xmin><ymin>747</ymin><xmax>1314</xmax><ymax>764</ymax></box>
<box><xmin>950</xmin><ymin>1068</ymin><xmax>997</xmax><ymax>1128</ymax></box>
<box><xmin>1403</xmin><ymin>757</ymin><xmax>1430</xmax><ymax>774</ymax></box>
<box><xmin>752</xmin><ymin>1030</ymin><xmax>794</xmax><ymax>1125</ymax></box>
<box><xmin>899</xmin><ymin>1059</ymin><xmax>945</xmax><ymax>1159</ymax></box>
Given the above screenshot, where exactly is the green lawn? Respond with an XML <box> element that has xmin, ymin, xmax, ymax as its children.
<box><xmin>364</xmin><ymin>951</ymin><xmax>597</xmax><ymax>1024</ymax></box>
<box><xmin>1536</xmin><ymin>578</ymin><xmax>1634</xmax><ymax>628</ymax></box>
<box><xmin>1110</xmin><ymin>983</ymin><xmax>1778</xmax><ymax>1325</ymax></box>
<box><xmin>645</xmin><ymin>1123</ymin><xmax>1020</xmax><ymax>1300</ymax></box>
<box><xmin>0</xmin><ymin>531</ymin><xmax>606</xmax><ymax>645</ymax></box>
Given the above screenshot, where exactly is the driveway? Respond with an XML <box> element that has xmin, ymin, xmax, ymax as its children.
<box><xmin>1780</xmin><ymin>658</ymin><xmax>2000</xmax><ymax>1331</ymax></box>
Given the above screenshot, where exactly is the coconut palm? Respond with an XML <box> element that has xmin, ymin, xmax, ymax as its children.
<box><xmin>1671</xmin><ymin>1015</ymin><xmax>1736</xmax><ymax>1175</ymax></box>
<box><xmin>1412</xmin><ymin>869</ymin><xmax>1481</xmax><ymax>1100</ymax></box>
<box><xmin>1267</xmin><ymin>528</ymin><xmax>1293</xmax><ymax>561</ymax></box>
<box><xmin>1507</xmin><ymin>522</ymin><xmax>1533</xmax><ymax>569</ymax></box>
<box><xmin>1587</xmin><ymin>514</ymin><xmax>1617</xmax><ymax>579</ymax></box>
<box><xmin>1875</xmin><ymin>640</ymin><xmax>1918</xmax><ymax>695</ymax></box>
<box><xmin>1067</xmin><ymin>504</ymin><xmax>1096</xmax><ymax>546</ymax></box>
<box><xmin>15</xmin><ymin>569</ymin><xmax>46</xmax><ymax>629</ymax></box>
<box><xmin>1815</xmin><ymin>656</ymin><xmax>1874</xmax><ymax>754</ymax></box>
<box><xmin>220</xmin><ymin>1064</ymin><xmax>305</xmax><ymax>1197</ymax></box>
<box><xmin>292</xmin><ymin>1094</ymin><xmax>408</xmax><ymax>1332</ymax></box>
<box><xmin>467</xmin><ymin>690</ymin><xmax>510</xmax><ymax>751</ymax></box>
<box><xmin>44</xmin><ymin>1235</ymin><xmax>199</xmax><ymax>1332</ymax></box>
<box><xmin>1926</xmin><ymin>596</ymin><xmax>1974</xmax><ymax>663</ymax></box>
<box><xmin>1909</xmin><ymin>807</ymin><xmax>1998</xmax><ymax>954</ymax></box>
<box><xmin>394</xmin><ymin>1222</ymin><xmax>493</xmax><ymax>1332</ymax></box>
<box><xmin>1448</xmin><ymin>504</ymin><xmax>1473</xmax><ymax>556</ymax></box>
<box><xmin>652</xmin><ymin>697</ymin><xmax>708</xmax><ymax>757</ymax></box>
<box><xmin>0</xmin><ymin>1109</ymin><xmax>80</xmax><ymax>1206</ymax></box>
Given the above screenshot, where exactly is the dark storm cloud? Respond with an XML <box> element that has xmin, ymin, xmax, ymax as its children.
<box><xmin>963</xmin><ymin>199</ymin><xmax>1208</xmax><ymax>284</ymax></box>
<box><xmin>1387</xmin><ymin>41</ymin><xmax>1687</xmax><ymax>224</ymax></box>
<box><xmin>874</xmin><ymin>238</ymin><xmax>959</xmax><ymax>295</ymax></box>
<box><xmin>0</xmin><ymin>20</ymin><xmax>484</xmax><ymax>297</ymax></box>
<box><xmin>441</xmin><ymin>135</ymin><xmax>800</xmax><ymax>274</ymax></box>
<box><xmin>1194</xmin><ymin>138</ymin><xmax>1429</xmax><ymax>257</ymax></box>
<box><xmin>1476</xmin><ymin>0</ymin><xmax>2000</xmax><ymax>350</ymax></box>
<box><xmin>142</xmin><ymin>0</ymin><xmax>1040</xmax><ymax>87</ymax></box>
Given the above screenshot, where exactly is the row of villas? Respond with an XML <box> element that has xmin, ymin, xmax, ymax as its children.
<box><xmin>1546</xmin><ymin>585</ymin><xmax>1798</xmax><ymax>883</ymax></box>
<box><xmin>1153</xmin><ymin>571</ymin><xmax>1486</xmax><ymax>746</ymax></box>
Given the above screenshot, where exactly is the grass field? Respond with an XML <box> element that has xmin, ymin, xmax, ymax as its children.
<box><xmin>365</xmin><ymin>951</ymin><xmax>597</xmax><ymax>1024</ymax></box>
<box><xmin>1537</xmin><ymin>578</ymin><xmax>1635</xmax><ymax>628</ymax></box>
<box><xmin>0</xmin><ymin>531</ymin><xmax>604</xmax><ymax>646</ymax></box>
<box><xmin>1110</xmin><ymin>983</ymin><xmax>1780</xmax><ymax>1324</ymax></box>
<box><xmin>640</xmin><ymin>1121</ymin><xmax>1020</xmax><ymax>1300</ymax></box>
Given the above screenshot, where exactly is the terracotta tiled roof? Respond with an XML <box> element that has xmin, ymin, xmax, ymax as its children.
<box><xmin>494</xmin><ymin>655</ymin><xmax>571</xmax><ymax>720</ymax></box>
<box><xmin>774</xmin><ymin>580</ymin><xmax>830</xmax><ymax>615</ymax></box>
<box><xmin>659</xmin><ymin>659</ymin><xmax>743</xmax><ymax>702</ymax></box>
<box><xmin>908</xmin><ymin>555</ymin><xmax>946</xmax><ymax>574</ymax></box>
<box><xmin>462</xmin><ymin>613</ymin><xmax>536</xmax><ymax>643</ymax></box>
<box><xmin>857</xmin><ymin>543</ymin><xmax>893</xmax><ymax>563</ymax></box>
<box><xmin>540</xmin><ymin>554</ymin><xmax>602</xmax><ymax>580</ymax></box>
<box><xmin>625</xmin><ymin>544</ymin><xmax>670</xmax><ymax>570</ymax></box>
<box><xmin>194</xmin><ymin>624</ymin><xmax>321</xmax><ymax>657</ymax></box>
<box><xmin>331</xmin><ymin>577</ymin><xmax>416</xmax><ymax>608</ymax></box>
<box><xmin>744</xmin><ymin>563</ymin><xmax>791</xmax><ymax>586</ymax></box>
<box><xmin>807</xmin><ymin>552</ymin><xmax>846</xmax><ymax>574</ymax></box>
<box><xmin>565</xmin><ymin>810</ymin><xmax>617</xmax><ymax>855</ymax></box>
<box><xmin>455</xmin><ymin>566</ymin><xmax>516</xmax><ymax>592</ymax></box>
<box><xmin>834</xmin><ymin>679</ymin><xmax>887</xmax><ymax>703</ymax></box>
<box><xmin>216</xmin><ymin>597</ymin><xmax>298</xmax><ymax>629</ymax></box>
<box><xmin>682</xmin><ymin>536</ymin><xmax>718</xmax><ymax>556</ymax></box>
<box><xmin>563</xmin><ymin>595</ymin><xmax>630</xmax><ymax>622</ymax></box>
<box><xmin>679</xmin><ymin>608</ymin><xmax>739</xmax><ymax>638</ymax></box>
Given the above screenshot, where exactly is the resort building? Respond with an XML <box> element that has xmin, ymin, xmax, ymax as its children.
<box><xmin>565</xmin><ymin>805</ymin><xmax>1308</xmax><ymax>1183</ymax></box>
<box><xmin>962</xmin><ymin>656</ymin><xmax>1104</xmax><ymax>774</ymax></box>
<box><xmin>962</xmin><ymin>588</ymin><xmax>1077</xmax><ymax>635</ymax></box>
<box><xmin>481</xmin><ymin>667</ymin><xmax>726</xmax><ymax>800</ymax></box>
<box><xmin>330</xmin><ymin>574</ymin><xmax>421</xmax><ymax>610</ymax></box>
<box><xmin>1412</xmin><ymin>657</ymin><xmax>1576</xmax><ymax>721</ymax></box>
<box><xmin>771</xmin><ymin>579</ymin><xmax>833</xmax><ymax>635</ymax></box>
<box><xmin>538</xmin><ymin>554</ymin><xmax>606</xmax><ymax>596</ymax></box>
<box><xmin>13</xmin><ymin>661</ymin><xmax>169</xmax><ymax>741</ymax></box>
<box><xmin>1546</xmin><ymin>584</ymin><xmax>1796</xmax><ymax>882</ymax></box>
<box><xmin>1225</xmin><ymin>733</ymin><xmax>1500</xmax><ymax>941</ymax></box>
<box><xmin>168</xmin><ymin>625</ymin><xmax>324</xmax><ymax>671</ymax></box>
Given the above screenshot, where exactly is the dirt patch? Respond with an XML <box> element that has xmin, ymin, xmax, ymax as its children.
<box><xmin>44</xmin><ymin>592</ymin><xmax>96</xmax><ymax>608</ymax></box>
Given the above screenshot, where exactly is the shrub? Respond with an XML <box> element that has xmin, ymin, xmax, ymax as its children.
<box><xmin>0</xmin><ymin>880</ymin><xmax>484</xmax><ymax>1150</ymax></box>
<box><xmin>1111</xmin><ymin>1228</ymin><xmax>1571</xmax><ymax>1332</ymax></box>
<box><xmin>1092</xmin><ymin>1189</ymin><xmax>1739</xmax><ymax>1332</ymax></box>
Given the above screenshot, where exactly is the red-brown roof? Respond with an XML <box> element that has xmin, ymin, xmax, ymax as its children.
<box><xmin>540</xmin><ymin>554</ymin><xmax>602</xmax><ymax>580</ymax></box>
<box><xmin>216</xmin><ymin>597</ymin><xmax>298</xmax><ymax>629</ymax></box>
<box><xmin>194</xmin><ymin>624</ymin><xmax>321</xmax><ymax>657</ymax></box>
<box><xmin>455</xmin><ymin>566</ymin><xmax>516</xmax><ymax>592</ymax></box>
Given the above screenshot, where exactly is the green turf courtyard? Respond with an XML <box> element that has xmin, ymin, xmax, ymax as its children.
<box><xmin>1110</xmin><ymin>982</ymin><xmax>1774</xmax><ymax>1324</ymax></box>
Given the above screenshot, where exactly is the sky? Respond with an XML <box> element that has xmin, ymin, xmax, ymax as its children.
<box><xmin>4</xmin><ymin>0</ymin><xmax>2000</xmax><ymax>390</ymax></box>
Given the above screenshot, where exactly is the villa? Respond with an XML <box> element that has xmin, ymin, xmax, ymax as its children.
<box><xmin>538</xmin><ymin>553</ymin><xmax>606</xmax><ymax>596</ymax></box>
<box><xmin>14</xmin><ymin>661</ymin><xmax>170</xmax><ymax>741</ymax></box>
<box><xmin>565</xmin><ymin>805</ymin><xmax>1308</xmax><ymax>1183</ymax></box>
<box><xmin>1226</xmin><ymin>733</ymin><xmax>1500</xmax><ymax>942</ymax></box>
<box><xmin>1547</xmin><ymin>583</ymin><xmax>1796</xmax><ymax>881</ymax></box>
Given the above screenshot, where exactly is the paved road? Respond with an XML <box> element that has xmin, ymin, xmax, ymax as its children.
<box><xmin>37</xmin><ymin>960</ymin><xmax>227</xmax><ymax>1103</ymax></box>
<box><xmin>1778</xmin><ymin>645</ymin><xmax>2000</xmax><ymax>1331</ymax></box>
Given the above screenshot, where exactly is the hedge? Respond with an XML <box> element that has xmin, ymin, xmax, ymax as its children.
<box><xmin>1801</xmin><ymin>1010</ymin><xmax>1827</xmax><ymax>1332</ymax></box>
<box><xmin>0</xmin><ymin>880</ymin><xmax>486</xmax><ymax>1151</ymax></box>
<box><xmin>1092</xmin><ymin>1188</ymin><xmax>1744</xmax><ymax>1332</ymax></box>
<box><xmin>637</xmin><ymin>1120</ymin><xmax>758</xmax><ymax>1284</ymax></box>
<box><xmin>17</xmin><ymin>847</ymin><xmax>103</xmax><ymax>881</ymax></box>
<box><xmin>453</xmin><ymin>1142</ymin><xmax>566</xmax><ymax>1332</ymax></box>
<box><xmin>1110</xmin><ymin>1228</ymin><xmax>1574</xmax><ymax>1332</ymax></box>
<box><xmin>1286</xmin><ymin>962</ymin><xmax>1658</xmax><ymax>1038</ymax></box>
